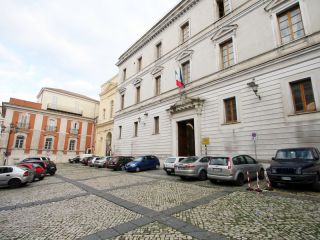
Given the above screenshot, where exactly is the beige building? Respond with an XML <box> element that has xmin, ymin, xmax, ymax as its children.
<box><xmin>95</xmin><ymin>75</ymin><xmax>118</xmax><ymax>156</ymax></box>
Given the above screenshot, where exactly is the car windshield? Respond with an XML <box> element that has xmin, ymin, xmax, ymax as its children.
<box><xmin>165</xmin><ymin>158</ymin><xmax>176</xmax><ymax>163</ymax></box>
<box><xmin>110</xmin><ymin>157</ymin><xmax>119</xmax><ymax>162</ymax></box>
<box><xmin>181</xmin><ymin>156</ymin><xmax>198</xmax><ymax>163</ymax></box>
<box><xmin>275</xmin><ymin>149</ymin><xmax>314</xmax><ymax>160</ymax></box>
<box><xmin>209</xmin><ymin>157</ymin><xmax>228</xmax><ymax>165</ymax></box>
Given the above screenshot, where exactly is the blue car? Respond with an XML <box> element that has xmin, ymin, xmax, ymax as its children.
<box><xmin>125</xmin><ymin>155</ymin><xmax>160</xmax><ymax>172</ymax></box>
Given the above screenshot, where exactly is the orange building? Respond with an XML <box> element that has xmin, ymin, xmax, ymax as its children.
<box><xmin>0</xmin><ymin>88</ymin><xmax>99</xmax><ymax>165</ymax></box>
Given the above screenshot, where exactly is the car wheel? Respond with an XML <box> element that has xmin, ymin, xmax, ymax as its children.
<box><xmin>155</xmin><ymin>164</ymin><xmax>160</xmax><ymax>170</ymax></box>
<box><xmin>121</xmin><ymin>166</ymin><xmax>125</xmax><ymax>171</ymax></box>
<box><xmin>236</xmin><ymin>173</ymin><xmax>245</xmax><ymax>186</ymax></box>
<box><xmin>39</xmin><ymin>176</ymin><xmax>45</xmax><ymax>180</ymax></box>
<box><xmin>49</xmin><ymin>172</ymin><xmax>55</xmax><ymax>176</ymax></box>
<box><xmin>199</xmin><ymin>170</ymin><xmax>207</xmax><ymax>181</ymax></box>
<box><xmin>136</xmin><ymin>167</ymin><xmax>140</xmax><ymax>172</ymax></box>
<box><xmin>8</xmin><ymin>179</ymin><xmax>21</xmax><ymax>188</ymax></box>
<box><xmin>258</xmin><ymin>169</ymin><xmax>265</xmax><ymax>180</ymax></box>
<box><xmin>312</xmin><ymin>175</ymin><xmax>320</xmax><ymax>192</ymax></box>
<box><xmin>166</xmin><ymin>171</ymin><xmax>172</xmax><ymax>175</ymax></box>
<box><xmin>210</xmin><ymin>179</ymin><xmax>217</xmax><ymax>184</ymax></box>
<box><xmin>180</xmin><ymin>176</ymin><xmax>187</xmax><ymax>180</ymax></box>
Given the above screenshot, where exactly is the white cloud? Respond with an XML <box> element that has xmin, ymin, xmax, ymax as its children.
<box><xmin>0</xmin><ymin>0</ymin><xmax>180</xmax><ymax>104</ymax></box>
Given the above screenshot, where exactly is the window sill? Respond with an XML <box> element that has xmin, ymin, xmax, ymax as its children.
<box><xmin>288</xmin><ymin>110</ymin><xmax>319</xmax><ymax>117</ymax></box>
<box><xmin>221</xmin><ymin>121</ymin><xmax>241</xmax><ymax>126</ymax></box>
<box><xmin>152</xmin><ymin>133</ymin><xmax>160</xmax><ymax>135</ymax></box>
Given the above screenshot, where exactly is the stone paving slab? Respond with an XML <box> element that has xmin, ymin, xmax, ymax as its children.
<box><xmin>174</xmin><ymin>191</ymin><xmax>320</xmax><ymax>240</ymax></box>
<box><xmin>62</xmin><ymin>170</ymin><xmax>117</xmax><ymax>180</ymax></box>
<box><xmin>0</xmin><ymin>182</ymin><xmax>85</xmax><ymax>208</ymax></box>
<box><xmin>112</xmin><ymin>221</ymin><xmax>195</xmax><ymax>240</ymax></box>
<box><xmin>0</xmin><ymin>195</ymin><xmax>142</xmax><ymax>240</ymax></box>
<box><xmin>80</xmin><ymin>175</ymin><xmax>155</xmax><ymax>191</ymax></box>
<box><xmin>29</xmin><ymin>176</ymin><xmax>64</xmax><ymax>187</ymax></box>
<box><xmin>110</xmin><ymin>180</ymin><xmax>218</xmax><ymax>212</ymax></box>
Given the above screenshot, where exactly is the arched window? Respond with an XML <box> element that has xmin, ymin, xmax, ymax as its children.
<box><xmin>15</xmin><ymin>135</ymin><xmax>25</xmax><ymax>149</ymax></box>
<box><xmin>69</xmin><ymin>139</ymin><xmax>76</xmax><ymax>151</ymax></box>
<box><xmin>44</xmin><ymin>138</ymin><xmax>53</xmax><ymax>150</ymax></box>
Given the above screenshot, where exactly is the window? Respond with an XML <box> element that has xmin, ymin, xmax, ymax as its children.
<box><xmin>155</xmin><ymin>76</ymin><xmax>161</xmax><ymax>96</ymax></box>
<box><xmin>181</xmin><ymin>61</ymin><xmax>190</xmax><ymax>84</ymax></box>
<box><xmin>110</xmin><ymin>100</ymin><xmax>114</xmax><ymax>118</ymax></box>
<box><xmin>18</xmin><ymin>114</ymin><xmax>29</xmax><ymax>129</ymax></box>
<box><xmin>224</xmin><ymin>97</ymin><xmax>237</xmax><ymax>123</ymax></box>
<box><xmin>121</xmin><ymin>94</ymin><xmax>125</xmax><ymax>110</ymax></box>
<box><xmin>134</xmin><ymin>122</ymin><xmax>138</xmax><ymax>137</ymax></box>
<box><xmin>154</xmin><ymin>116</ymin><xmax>159</xmax><ymax>134</ymax></box>
<box><xmin>181</xmin><ymin>22</ymin><xmax>189</xmax><ymax>42</ymax></box>
<box><xmin>69</xmin><ymin>140</ymin><xmax>76</xmax><ymax>151</ymax></box>
<box><xmin>156</xmin><ymin>42</ymin><xmax>162</xmax><ymax>59</ymax></box>
<box><xmin>15</xmin><ymin>135</ymin><xmax>24</xmax><ymax>149</ymax></box>
<box><xmin>277</xmin><ymin>5</ymin><xmax>305</xmax><ymax>44</ymax></box>
<box><xmin>244</xmin><ymin>155</ymin><xmax>256</xmax><ymax>164</ymax></box>
<box><xmin>47</xmin><ymin>119</ymin><xmax>56</xmax><ymax>132</ymax></box>
<box><xmin>216</xmin><ymin>0</ymin><xmax>231</xmax><ymax>18</ymax></box>
<box><xmin>123</xmin><ymin>68</ymin><xmax>127</xmax><ymax>81</ymax></box>
<box><xmin>44</xmin><ymin>138</ymin><xmax>53</xmax><ymax>150</ymax></box>
<box><xmin>137</xmin><ymin>57</ymin><xmax>142</xmax><ymax>71</ymax></box>
<box><xmin>119</xmin><ymin>126</ymin><xmax>122</xmax><ymax>139</ymax></box>
<box><xmin>290</xmin><ymin>78</ymin><xmax>316</xmax><ymax>113</ymax></box>
<box><xmin>103</xmin><ymin>109</ymin><xmax>106</xmax><ymax>119</ymax></box>
<box><xmin>220</xmin><ymin>39</ymin><xmax>234</xmax><ymax>69</ymax></box>
<box><xmin>136</xmin><ymin>86</ymin><xmax>141</xmax><ymax>104</ymax></box>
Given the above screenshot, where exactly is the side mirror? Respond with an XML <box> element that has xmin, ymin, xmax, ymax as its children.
<box><xmin>271</xmin><ymin>157</ymin><xmax>275</xmax><ymax>160</ymax></box>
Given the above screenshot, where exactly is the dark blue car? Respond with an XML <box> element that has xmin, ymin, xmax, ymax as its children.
<box><xmin>125</xmin><ymin>155</ymin><xmax>160</xmax><ymax>172</ymax></box>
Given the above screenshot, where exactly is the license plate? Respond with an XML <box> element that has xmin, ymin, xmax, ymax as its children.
<box><xmin>281</xmin><ymin>177</ymin><xmax>292</xmax><ymax>181</ymax></box>
<box><xmin>213</xmin><ymin>168</ymin><xmax>222</xmax><ymax>172</ymax></box>
<box><xmin>167</xmin><ymin>169</ymin><xmax>172</xmax><ymax>172</ymax></box>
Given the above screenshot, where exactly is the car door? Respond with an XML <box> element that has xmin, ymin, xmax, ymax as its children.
<box><xmin>232</xmin><ymin>156</ymin><xmax>247</xmax><ymax>176</ymax></box>
<box><xmin>0</xmin><ymin>167</ymin><xmax>13</xmax><ymax>185</ymax></box>
<box><xmin>243</xmin><ymin>155</ymin><xmax>257</xmax><ymax>178</ymax></box>
<box><xmin>199</xmin><ymin>157</ymin><xmax>209</xmax><ymax>172</ymax></box>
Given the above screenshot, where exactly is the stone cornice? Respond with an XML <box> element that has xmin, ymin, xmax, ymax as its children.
<box><xmin>116</xmin><ymin>0</ymin><xmax>200</xmax><ymax>66</ymax></box>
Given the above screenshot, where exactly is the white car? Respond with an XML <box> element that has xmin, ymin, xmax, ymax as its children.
<box><xmin>0</xmin><ymin>166</ymin><xmax>34</xmax><ymax>187</ymax></box>
<box><xmin>163</xmin><ymin>156</ymin><xmax>186</xmax><ymax>175</ymax></box>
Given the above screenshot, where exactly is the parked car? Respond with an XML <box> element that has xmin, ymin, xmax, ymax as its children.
<box><xmin>21</xmin><ymin>157</ymin><xmax>57</xmax><ymax>175</ymax></box>
<box><xmin>79</xmin><ymin>154</ymin><xmax>93</xmax><ymax>164</ymax></box>
<box><xmin>163</xmin><ymin>156</ymin><xmax>186</xmax><ymax>175</ymax></box>
<box><xmin>88</xmin><ymin>156</ymin><xmax>102</xmax><ymax>167</ymax></box>
<box><xmin>175</xmin><ymin>156</ymin><xmax>212</xmax><ymax>180</ymax></box>
<box><xmin>82</xmin><ymin>156</ymin><xmax>95</xmax><ymax>166</ymax></box>
<box><xmin>94</xmin><ymin>156</ymin><xmax>111</xmax><ymax>168</ymax></box>
<box><xmin>125</xmin><ymin>155</ymin><xmax>160</xmax><ymax>172</ymax></box>
<box><xmin>69</xmin><ymin>156</ymin><xmax>80</xmax><ymax>164</ymax></box>
<box><xmin>17</xmin><ymin>163</ymin><xmax>46</xmax><ymax>181</ymax></box>
<box><xmin>207</xmin><ymin>155</ymin><xmax>264</xmax><ymax>186</ymax></box>
<box><xmin>107</xmin><ymin>156</ymin><xmax>134</xmax><ymax>171</ymax></box>
<box><xmin>0</xmin><ymin>166</ymin><xmax>34</xmax><ymax>187</ymax></box>
<box><xmin>267</xmin><ymin>148</ymin><xmax>320</xmax><ymax>190</ymax></box>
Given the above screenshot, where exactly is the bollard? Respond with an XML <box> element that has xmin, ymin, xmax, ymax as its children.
<box><xmin>246</xmin><ymin>171</ymin><xmax>254</xmax><ymax>191</ymax></box>
<box><xmin>264</xmin><ymin>169</ymin><xmax>273</xmax><ymax>191</ymax></box>
<box><xmin>255</xmin><ymin>172</ymin><xmax>262</xmax><ymax>192</ymax></box>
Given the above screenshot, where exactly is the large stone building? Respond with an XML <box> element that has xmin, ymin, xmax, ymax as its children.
<box><xmin>113</xmin><ymin>0</ymin><xmax>320</xmax><ymax>162</ymax></box>
<box><xmin>95</xmin><ymin>75</ymin><xmax>118</xmax><ymax>156</ymax></box>
<box><xmin>0</xmin><ymin>88</ymin><xmax>99</xmax><ymax>165</ymax></box>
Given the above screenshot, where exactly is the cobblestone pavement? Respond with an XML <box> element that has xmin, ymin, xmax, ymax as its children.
<box><xmin>0</xmin><ymin>163</ymin><xmax>319</xmax><ymax>240</ymax></box>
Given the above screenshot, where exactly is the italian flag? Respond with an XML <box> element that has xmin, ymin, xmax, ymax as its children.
<box><xmin>175</xmin><ymin>68</ymin><xmax>184</xmax><ymax>88</ymax></box>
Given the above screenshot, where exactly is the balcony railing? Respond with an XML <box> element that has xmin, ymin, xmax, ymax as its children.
<box><xmin>46</xmin><ymin>126</ymin><xmax>57</xmax><ymax>132</ymax></box>
<box><xmin>47</xmin><ymin>103</ymin><xmax>83</xmax><ymax>116</ymax></box>
<box><xmin>70</xmin><ymin>128</ymin><xmax>79</xmax><ymax>135</ymax></box>
<box><xmin>16</xmin><ymin>122</ymin><xmax>30</xmax><ymax>130</ymax></box>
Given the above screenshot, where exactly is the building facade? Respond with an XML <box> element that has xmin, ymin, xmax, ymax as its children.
<box><xmin>113</xmin><ymin>0</ymin><xmax>320</xmax><ymax>162</ymax></box>
<box><xmin>95</xmin><ymin>75</ymin><xmax>118</xmax><ymax>156</ymax></box>
<box><xmin>0</xmin><ymin>88</ymin><xmax>99</xmax><ymax>165</ymax></box>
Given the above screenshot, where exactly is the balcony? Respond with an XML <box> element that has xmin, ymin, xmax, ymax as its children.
<box><xmin>46</xmin><ymin>125</ymin><xmax>57</xmax><ymax>132</ymax></box>
<box><xmin>47</xmin><ymin>103</ymin><xmax>83</xmax><ymax>116</ymax></box>
<box><xmin>16</xmin><ymin>122</ymin><xmax>30</xmax><ymax>130</ymax></box>
<box><xmin>70</xmin><ymin>128</ymin><xmax>79</xmax><ymax>135</ymax></box>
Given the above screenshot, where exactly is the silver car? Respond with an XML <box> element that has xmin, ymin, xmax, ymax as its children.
<box><xmin>207</xmin><ymin>155</ymin><xmax>265</xmax><ymax>186</ymax></box>
<box><xmin>94</xmin><ymin>156</ymin><xmax>111</xmax><ymax>168</ymax></box>
<box><xmin>175</xmin><ymin>156</ymin><xmax>213</xmax><ymax>180</ymax></box>
<box><xmin>163</xmin><ymin>156</ymin><xmax>186</xmax><ymax>175</ymax></box>
<box><xmin>0</xmin><ymin>166</ymin><xmax>34</xmax><ymax>188</ymax></box>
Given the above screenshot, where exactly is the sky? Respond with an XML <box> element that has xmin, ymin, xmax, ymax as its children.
<box><xmin>0</xmin><ymin>0</ymin><xmax>180</xmax><ymax>104</ymax></box>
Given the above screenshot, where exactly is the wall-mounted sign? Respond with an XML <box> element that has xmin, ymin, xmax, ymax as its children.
<box><xmin>252</xmin><ymin>132</ymin><xmax>257</xmax><ymax>141</ymax></box>
<box><xmin>201</xmin><ymin>137</ymin><xmax>210</xmax><ymax>145</ymax></box>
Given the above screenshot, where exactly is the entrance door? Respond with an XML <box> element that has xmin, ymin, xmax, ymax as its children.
<box><xmin>106</xmin><ymin>132</ymin><xmax>112</xmax><ymax>156</ymax></box>
<box><xmin>178</xmin><ymin>119</ymin><xmax>195</xmax><ymax>156</ymax></box>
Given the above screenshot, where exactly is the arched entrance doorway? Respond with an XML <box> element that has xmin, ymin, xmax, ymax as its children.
<box><xmin>106</xmin><ymin>132</ymin><xmax>112</xmax><ymax>156</ymax></box>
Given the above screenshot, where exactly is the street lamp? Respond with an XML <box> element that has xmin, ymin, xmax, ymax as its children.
<box><xmin>247</xmin><ymin>78</ymin><xmax>261</xmax><ymax>100</ymax></box>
